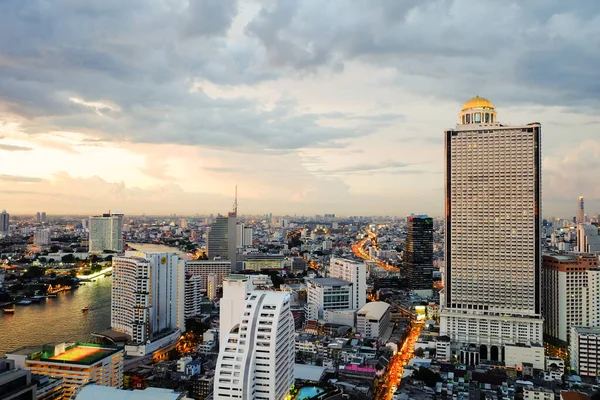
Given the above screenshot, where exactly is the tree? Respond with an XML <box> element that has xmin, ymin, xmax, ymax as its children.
<box><xmin>23</xmin><ymin>266</ymin><xmax>44</xmax><ymax>279</ymax></box>
<box><xmin>61</xmin><ymin>254</ymin><xmax>76</xmax><ymax>263</ymax></box>
<box><xmin>412</xmin><ymin>367</ymin><xmax>441</xmax><ymax>387</ymax></box>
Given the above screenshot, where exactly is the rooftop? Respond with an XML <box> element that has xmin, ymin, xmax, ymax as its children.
<box><xmin>311</xmin><ymin>277</ymin><xmax>352</xmax><ymax>287</ymax></box>
<box><xmin>572</xmin><ymin>326</ymin><xmax>600</xmax><ymax>335</ymax></box>
<box><xmin>357</xmin><ymin>301</ymin><xmax>391</xmax><ymax>320</ymax></box>
<box><xmin>8</xmin><ymin>343</ymin><xmax>122</xmax><ymax>366</ymax></box>
<box><xmin>76</xmin><ymin>386</ymin><xmax>186</xmax><ymax>400</ymax></box>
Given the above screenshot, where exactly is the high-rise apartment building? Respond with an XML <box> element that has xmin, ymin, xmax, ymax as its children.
<box><xmin>185</xmin><ymin>260</ymin><xmax>232</xmax><ymax>292</ymax></box>
<box><xmin>111</xmin><ymin>252</ymin><xmax>185</xmax><ymax>353</ymax></box>
<box><xmin>236</xmin><ymin>223</ymin><xmax>253</xmax><ymax>248</ymax></box>
<box><xmin>6</xmin><ymin>343</ymin><xmax>123</xmax><ymax>400</ymax></box>
<box><xmin>0</xmin><ymin>209</ymin><xmax>9</xmax><ymax>235</ymax></box>
<box><xmin>35</xmin><ymin>212</ymin><xmax>41</xmax><ymax>223</ymax></box>
<box><xmin>577</xmin><ymin>223</ymin><xmax>600</xmax><ymax>253</ymax></box>
<box><xmin>578</xmin><ymin>196</ymin><xmax>585</xmax><ymax>224</ymax></box>
<box><xmin>440</xmin><ymin>96</ymin><xmax>543</xmax><ymax>364</ymax></box>
<box><xmin>405</xmin><ymin>215</ymin><xmax>434</xmax><ymax>297</ymax></box>
<box><xmin>33</xmin><ymin>228</ymin><xmax>51</xmax><ymax>246</ymax></box>
<box><xmin>214</xmin><ymin>291</ymin><xmax>295</xmax><ymax>400</ymax></box>
<box><xmin>306</xmin><ymin>278</ymin><xmax>354</xmax><ymax>320</ymax></box>
<box><xmin>542</xmin><ymin>254</ymin><xmax>600</xmax><ymax>345</ymax></box>
<box><xmin>89</xmin><ymin>213</ymin><xmax>124</xmax><ymax>253</ymax></box>
<box><xmin>41</xmin><ymin>212</ymin><xmax>46</xmax><ymax>223</ymax></box>
<box><xmin>570</xmin><ymin>326</ymin><xmax>600</xmax><ymax>377</ymax></box>
<box><xmin>329</xmin><ymin>257</ymin><xmax>366</xmax><ymax>310</ymax></box>
<box><xmin>207</xmin><ymin>214</ymin><xmax>237</xmax><ymax>268</ymax></box>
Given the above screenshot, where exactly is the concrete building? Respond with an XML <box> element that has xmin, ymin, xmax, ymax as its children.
<box><xmin>405</xmin><ymin>215</ymin><xmax>434</xmax><ymax>297</ymax></box>
<box><xmin>76</xmin><ymin>385</ymin><xmax>190</xmax><ymax>400</ymax></box>
<box><xmin>0</xmin><ymin>360</ymin><xmax>36</xmax><ymax>400</ymax></box>
<box><xmin>329</xmin><ymin>257</ymin><xmax>366</xmax><ymax>310</ymax></box>
<box><xmin>33</xmin><ymin>228</ymin><xmax>51</xmax><ymax>246</ymax></box>
<box><xmin>356</xmin><ymin>302</ymin><xmax>391</xmax><ymax>340</ymax></box>
<box><xmin>578</xmin><ymin>196</ymin><xmax>585</xmax><ymax>224</ymax></box>
<box><xmin>89</xmin><ymin>213</ymin><xmax>124</xmax><ymax>253</ymax></box>
<box><xmin>184</xmin><ymin>259</ymin><xmax>231</xmax><ymax>294</ymax></box>
<box><xmin>242</xmin><ymin>253</ymin><xmax>284</xmax><ymax>271</ymax></box>
<box><xmin>577</xmin><ymin>223</ymin><xmax>600</xmax><ymax>253</ymax></box>
<box><xmin>214</xmin><ymin>291</ymin><xmax>295</xmax><ymax>400</ymax></box>
<box><xmin>504</xmin><ymin>342</ymin><xmax>544</xmax><ymax>370</ymax></box>
<box><xmin>440</xmin><ymin>96</ymin><xmax>543</xmax><ymax>364</ymax></box>
<box><xmin>0</xmin><ymin>209</ymin><xmax>9</xmax><ymax>235</ymax></box>
<box><xmin>184</xmin><ymin>275</ymin><xmax>203</xmax><ymax>319</ymax></box>
<box><xmin>523</xmin><ymin>386</ymin><xmax>554</xmax><ymax>400</ymax></box>
<box><xmin>570</xmin><ymin>326</ymin><xmax>600</xmax><ymax>377</ymax></box>
<box><xmin>6</xmin><ymin>343</ymin><xmax>123</xmax><ymax>400</ymax></box>
<box><xmin>542</xmin><ymin>253</ymin><xmax>600</xmax><ymax>344</ymax></box>
<box><xmin>218</xmin><ymin>274</ymin><xmax>273</xmax><ymax>347</ymax></box>
<box><xmin>207</xmin><ymin>214</ymin><xmax>237</xmax><ymax>269</ymax></box>
<box><xmin>111</xmin><ymin>252</ymin><xmax>185</xmax><ymax>352</ymax></box>
<box><xmin>306</xmin><ymin>278</ymin><xmax>353</xmax><ymax>320</ymax></box>
<box><xmin>236</xmin><ymin>223</ymin><xmax>253</xmax><ymax>248</ymax></box>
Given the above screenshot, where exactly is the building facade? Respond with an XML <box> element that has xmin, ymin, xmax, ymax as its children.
<box><xmin>542</xmin><ymin>254</ymin><xmax>600</xmax><ymax>345</ymax></box>
<box><xmin>184</xmin><ymin>260</ymin><xmax>231</xmax><ymax>293</ymax></box>
<box><xmin>405</xmin><ymin>215</ymin><xmax>434</xmax><ymax>297</ymax></box>
<box><xmin>111</xmin><ymin>252</ymin><xmax>185</xmax><ymax>346</ymax></box>
<box><xmin>214</xmin><ymin>291</ymin><xmax>295</xmax><ymax>400</ymax></box>
<box><xmin>577</xmin><ymin>223</ymin><xmax>600</xmax><ymax>253</ymax></box>
<box><xmin>570</xmin><ymin>326</ymin><xmax>600</xmax><ymax>377</ymax></box>
<box><xmin>306</xmin><ymin>278</ymin><xmax>353</xmax><ymax>320</ymax></box>
<box><xmin>440</xmin><ymin>96</ymin><xmax>543</xmax><ymax>363</ymax></box>
<box><xmin>0</xmin><ymin>209</ymin><xmax>9</xmax><ymax>235</ymax></box>
<box><xmin>329</xmin><ymin>257</ymin><xmax>366</xmax><ymax>310</ymax></box>
<box><xmin>356</xmin><ymin>302</ymin><xmax>391</xmax><ymax>340</ymax></box>
<box><xmin>7</xmin><ymin>343</ymin><xmax>123</xmax><ymax>400</ymax></box>
<box><xmin>89</xmin><ymin>213</ymin><xmax>124</xmax><ymax>253</ymax></box>
<box><xmin>207</xmin><ymin>215</ymin><xmax>237</xmax><ymax>268</ymax></box>
<box><xmin>0</xmin><ymin>360</ymin><xmax>36</xmax><ymax>400</ymax></box>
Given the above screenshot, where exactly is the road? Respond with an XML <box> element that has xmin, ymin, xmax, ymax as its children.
<box><xmin>351</xmin><ymin>230</ymin><xmax>401</xmax><ymax>272</ymax></box>
<box><xmin>379</xmin><ymin>323</ymin><xmax>423</xmax><ymax>400</ymax></box>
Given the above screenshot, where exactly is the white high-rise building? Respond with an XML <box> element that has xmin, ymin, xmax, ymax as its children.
<box><xmin>440</xmin><ymin>96</ymin><xmax>543</xmax><ymax>365</ymax></box>
<box><xmin>111</xmin><ymin>252</ymin><xmax>185</xmax><ymax>352</ymax></box>
<box><xmin>329</xmin><ymin>257</ymin><xmax>366</xmax><ymax>310</ymax></box>
<box><xmin>214</xmin><ymin>291</ymin><xmax>295</xmax><ymax>400</ymax></box>
<box><xmin>0</xmin><ymin>210</ymin><xmax>9</xmax><ymax>235</ymax></box>
<box><xmin>33</xmin><ymin>228</ymin><xmax>51</xmax><ymax>246</ymax></box>
<box><xmin>577</xmin><ymin>223</ymin><xmax>600</xmax><ymax>253</ymax></box>
<box><xmin>89</xmin><ymin>213</ymin><xmax>124</xmax><ymax>253</ymax></box>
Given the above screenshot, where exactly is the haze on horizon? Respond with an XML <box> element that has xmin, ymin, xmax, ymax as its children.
<box><xmin>1</xmin><ymin>1</ymin><xmax>599</xmax><ymax>218</ymax></box>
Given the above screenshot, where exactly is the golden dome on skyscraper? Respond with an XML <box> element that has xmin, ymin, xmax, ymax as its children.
<box><xmin>461</xmin><ymin>95</ymin><xmax>494</xmax><ymax>111</ymax></box>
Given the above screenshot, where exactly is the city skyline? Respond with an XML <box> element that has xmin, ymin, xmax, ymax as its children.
<box><xmin>1</xmin><ymin>2</ymin><xmax>599</xmax><ymax>216</ymax></box>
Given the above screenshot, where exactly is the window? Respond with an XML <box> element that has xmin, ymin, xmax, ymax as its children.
<box><xmin>466</xmin><ymin>114</ymin><xmax>471</xmax><ymax>123</ymax></box>
<box><xmin>474</xmin><ymin>113</ymin><xmax>481</xmax><ymax>123</ymax></box>
<box><xmin>485</xmin><ymin>113</ymin><xmax>490</xmax><ymax>123</ymax></box>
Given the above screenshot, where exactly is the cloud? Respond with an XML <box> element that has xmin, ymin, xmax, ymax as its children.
<box><xmin>313</xmin><ymin>160</ymin><xmax>428</xmax><ymax>175</ymax></box>
<box><xmin>182</xmin><ymin>0</ymin><xmax>239</xmax><ymax>37</ymax></box>
<box><xmin>0</xmin><ymin>174</ymin><xmax>44</xmax><ymax>183</ymax></box>
<box><xmin>0</xmin><ymin>143</ymin><xmax>33</xmax><ymax>151</ymax></box>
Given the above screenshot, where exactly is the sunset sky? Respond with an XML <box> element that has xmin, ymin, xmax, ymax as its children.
<box><xmin>1</xmin><ymin>1</ymin><xmax>599</xmax><ymax>217</ymax></box>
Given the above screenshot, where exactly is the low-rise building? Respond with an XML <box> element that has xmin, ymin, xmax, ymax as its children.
<box><xmin>523</xmin><ymin>386</ymin><xmax>554</xmax><ymax>400</ymax></box>
<box><xmin>504</xmin><ymin>342</ymin><xmax>545</xmax><ymax>370</ymax></box>
<box><xmin>306</xmin><ymin>278</ymin><xmax>353</xmax><ymax>320</ymax></box>
<box><xmin>0</xmin><ymin>360</ymin><xmax>36</xmax><ymax>400</ymax></box>
<box><xmin>356</xmin><ymin>302</ymin><xmax>391</xmax><ymax>341</ymax></box>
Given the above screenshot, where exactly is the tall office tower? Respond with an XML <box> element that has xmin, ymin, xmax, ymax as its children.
<box><xmin>440</xmin><ymin>96</ymin><xmax>543</xmax><ymax>364</ymax></box>
<box><xmin>243</xmin><ymin>227</ymin><xmax>253</xmax><ymax>247</ymax></box>
<box><xmin>405</xmin><ymin>215</ymin><xmax>434</xmax><ymax>297</ymax></box>
<box><xmin>33</xmin><ymin>228</ymin><xmax>51</xmax><ymax>246</ymax></box>
<box><xmin>219</xmin><ymin>274</ymin><xmax>273</xmax><ymax>347</ymax></box>
<box><xmin>214</xmin><ymin>291</ymin><xmax>295</xmax><ymax>400</ymax></box>
<box><xmin>89</xmin><ymin>212</ymin><xmax>124</xmax><ymax>253</ymax></box>
<box><xmin>41</xmin><ymin>212</ymin><xmax>46</xmax><ymax>223</ymax></box>
<box><xmin>111</xmin><ymin>252</ymin><xmax>185</xmax><ymax>352</ymax></box>
<box><xmin>578</xmin><ymin>196</ymin><xmax>585</xmax><ymax>224</ymax></box>
<box><xmin>207</xmin><ymin>215</ymin><xmax>237</xmax><ymax>268</ymax></box>
<box><xmin>329</xmin><ymin>257</ymin><xmax>367</xmax><ymax>310</ymax></box>
<box><xmin>36</xmin><ymin>211</ymin><xmax>41</xmax><ymax>223</ymax></box>
<box><xmin>236</xmin><ymin>222</ymin><xmax>244</xmax><ymax>248</ymax></box>
<box><xmin>577</xmin><ymin>223</ymin><xmax>600</xmax><ymax>252</ymax></box>
<box><xmin>0</xmin><ymin>209</ymin><xmax>9</xmax><ymax>235</ymax></box>
<box><xmin>542</xmin><ymin>254</ymin><xmax>600</xmax><ymax>345</ymax></box>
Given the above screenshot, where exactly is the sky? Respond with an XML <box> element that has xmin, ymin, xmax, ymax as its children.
<box><xmin>1</xmin><ymin>0</ymin><xmax>600</xmax><ymax>217</ymax></box>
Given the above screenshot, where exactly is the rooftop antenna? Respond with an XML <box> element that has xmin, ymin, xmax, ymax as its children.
<box><xmin>232</xmin><ymin>185</ymin><xmax>238</xmax><ymax>216</ymax></box>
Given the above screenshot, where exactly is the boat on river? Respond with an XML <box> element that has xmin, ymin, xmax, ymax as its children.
<box><xmin>82</xmin><ymin>305</ymin><xmax>90</xmax><ymax>312</ymax></box>
<box><xmin>17</xmin><ymin>300</ymin><xmax>32</xmax><ymax>305</ymax></box>
<box><xmin>3</xmin><ymin>306</ymin><xmax>15</xmax><ymax>314</ymax></box>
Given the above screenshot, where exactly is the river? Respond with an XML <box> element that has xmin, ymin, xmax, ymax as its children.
<box><xmin>0</xmin><ymin>277</ymin><xmax>112</xmax><ymax>356</ymax></box>
<box><xmin>0</xmin><ymin>244</ymin><xmax>188</xmax><ymax>356</ymax></box>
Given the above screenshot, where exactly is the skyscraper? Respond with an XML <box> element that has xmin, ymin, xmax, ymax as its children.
<box><xmin>578</xmin><ymin>196</ymin><xmax>585</xmax><ymax>224</ymax></box>
<box><xmin>89</xmin><ymin>213</ymin><xmax>124</xmax><ymax>253</ymax></box>
<box><xmin>111</xmin><ymin>252</ymin><xmax>185</xmax><ymax>355</ymax></box>
<box><xmin>405</xmin><ymin>215</ymin><xmax>434</xmax><ymax>297</ymax></box>
<box><xmin>0</xmin><ymin>209</ymin><xmax>9</xmax><ymax>235</ymax></box>
<box><xmin>440</xmin><ymin>96</ymin><xmax>543</xmax><ymax>364</ymax></box>
<box><xmin>207</xmin><ymin>214</ymin><xmax>237</xmax><ymax>268</ymax></box>
<box><xmin>214</xmin><ymin>291</ymin><xmax>295</xmax><ymax>400</ymax></box>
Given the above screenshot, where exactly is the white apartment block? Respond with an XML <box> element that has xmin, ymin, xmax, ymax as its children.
<box><xmin>89</xmin><ymin>213</ymin><xmax>124</xmax><ymax>253</ymax></box>
<box><xmin>542</xmin><ymin>254</ymin><xmax>600</xmax><ymax>344</ymax></box>
<box><xmin>185</xmin><ymin>274</ymin><xmax>203</xmax><ymax>319</ymax></box>
<box><xmin>440</xmin><ymin>96</ymin><xmax>543</xmax><ymax>363</ymax></box>
<box><xmin>577</xmin><ymin>223</ymin><xmax>600</xmax><ymax>253</ymax></box>
<box><xmin>356</xmin><ymin>302</ymin><xmax>391</xmax><ymax>340</ymax></box>
<box><xmin>306</xmin><ymin>278</ymin><xmax>353</xmax><ymax>320</ymax></box>
<box><xmin>111</xmin><ymin>252</ymin><xmax>185</xmax><ymax>347</ymax></box>
<box><xmin>7</xmin><ymin>343</ymin><xmax>123</xmax><ymax>400</ymax></box>
<box><xmin>570</xmin><ymin>326</ymin><xmax>600</xmax><ymax>377</ymax></box>
<box><xmin>185</xmin><ymin>259</ymin><xmax>231</xmax><ymax>293</ymax></box>
<box><xmin>33</xmin><ymin>228</ymin><xmax>51</xmax><ymax>246</ymax></box>
<box><xmin>214</xmin><ymin>291</ymin><xmax>295</xmax><ymax>400</ymax></box>
<box><xmin>329</xmin><ymin>257</ymin><xmax>366</xmax><ymax>310</ymax></box>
